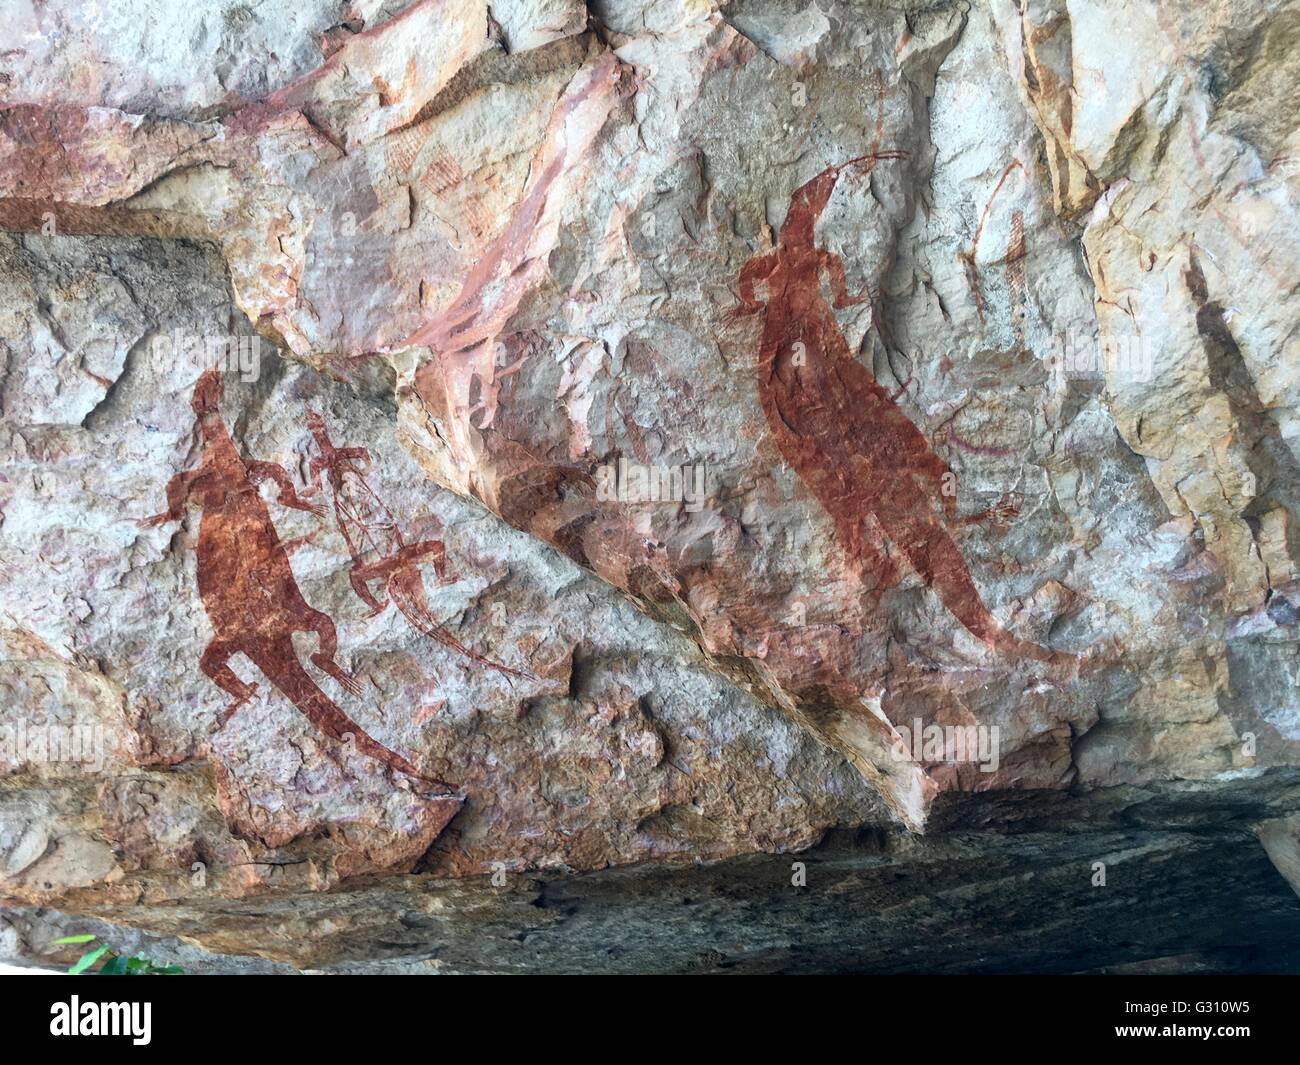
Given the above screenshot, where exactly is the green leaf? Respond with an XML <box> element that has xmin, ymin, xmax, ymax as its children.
<box><xmin>153</xmin><ymin>965</ymin><xmax>184</xmax><ymax>975</ymax></box>
<box><xmin>68</xmin><ymin>945</ymin><xmax>109</xmax><ymax>975</ymax></box>
<box><xmin>99</xmin><ymin>955</ymin><xmax>129</xmax><ymax>976</ymax></box>
<box><xmin>52</xmin><ymin>934</ymin><xmax>98</xmax><ymax>946</ymax></box>
<box><xmin>125</xmin><ymin>957</ymin><xmax>147</xmax><ymax>974</ymax></box>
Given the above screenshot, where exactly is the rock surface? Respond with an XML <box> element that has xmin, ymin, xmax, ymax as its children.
<box><xmin>0</xmin><ymin>0</ymin><xmax>1298</xmax><ymax>972</ymax></box>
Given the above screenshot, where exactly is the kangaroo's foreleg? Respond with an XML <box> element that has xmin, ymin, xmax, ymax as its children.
<box><xmin>139</xmin><ymin>467</ymin><xmax>200</xmax><ymax>527</ymax></box>
<box><xmin>956</xmin><ymin>494</ymin><xmax>1020</xmax><ymax>528</ymax></box>
<box><xmin>734</xmin><ymin>253</ymin><xmax>776</xmax><ymax>320</ymax></box>
<box><xmin>822</xmin><ymin>250</ymin><xmax>867</xmax><ymax>310</ymax></box>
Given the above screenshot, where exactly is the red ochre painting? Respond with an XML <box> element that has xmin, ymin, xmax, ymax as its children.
<box><xmin>141</xmin><ymin>370</ymin><xmax>466</xmax><ymax>789</ymax></box>
<box><xmin>737</xmin><ymin>157</ymin><xmax>1074</xmax><ymax>668</ymax></box>
<box><xmin>306</xmin><ymin>408</ymin><xmax>530</xmax><ymax>680</ymax></box>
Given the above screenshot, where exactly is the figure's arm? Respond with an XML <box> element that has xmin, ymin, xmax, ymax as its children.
<box><xmin>310</xmin><ymin>446</ymin><xmax>371</xmax><ymax>487</ymax></box>
<box><xmin>138</xmin><ymin>468</ymin><xmax>199</xmax><ymax>527</ymax></box>
<box><xmin>736</xmin><ymin>254</ymin><xmax>776</xmax><ymax>316</ymax></box>
<box><xmin>335</xmin><ymin>446</ymin><xmax>370</xmax><ymax>466</ymax></box>
<box><xmin>822</xmin><ymin>250</ymin><xmax>866</xmax><ymax>310</ymax></box>
<box><xmin>246</xmin><ymin>461</ymin><xmax>323</xmax><ymax>515</ymax></box>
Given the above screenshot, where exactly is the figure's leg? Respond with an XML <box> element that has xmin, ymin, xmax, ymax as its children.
<box><xmin>857</xmin><ymin>517</ymin><xmax>901</xmax><ymax>609</ymax></box>
<box><xmin>832</xmin><ymin>508</ymin><xmax>899</xmax><ymax>608</ymax></box>
<box><xmin>399</xmin><ymin>539</ymin><xmax>447</xmax><ymax>582</ymax></box>
<box><xmin>336</xmin><ymin>447</ymin><xmax>371</xmax><ymax>466</ymax></box>
<box><xmin>303</xmin><ymin>609</ymin><xmax>364</xmax><ymax>698</ymax></box>
<box><xmin>200</xmin><ymin>640</ymin><xmax>258</xmax><ymax>730</ymax></box>
<box><xmin>348</xmin><ymin>566</ymin><xmax>388</xmax><ymax>617</ymax></box>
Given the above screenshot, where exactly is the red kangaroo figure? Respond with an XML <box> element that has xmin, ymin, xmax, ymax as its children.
<box><xmin>305</xmin><ymin>410</ymin><xmax>531</xmax><ymax>680</ymax></box>
<box><xmin>736</xmin><ymin>156</ymin><xmax>1074</xmax><ymax>667</ymax></box>
<box><xmin>141</xmin><ymin>371</ymin><xmax>454</xmax><ymax>788</ymax></box>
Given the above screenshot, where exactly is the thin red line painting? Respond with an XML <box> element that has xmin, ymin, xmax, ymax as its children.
<box><xmin>140</xmin><ymin>370</ymin><xmax>455</xmax><ymax>789</ymax></box>
<box><xmin>736</xmin><ymin>156</ymin><xmax>1075</xmax><ymax>667</ymax></box>
<box><xmin>306</xmin><ymin>410</ymin><xmax>531</xmax><ymax>680</ymax></box>
<box><xmin>959</xmin><ymin>159</ymin><xmax>1027</xmax><ymax>326</ymax></box>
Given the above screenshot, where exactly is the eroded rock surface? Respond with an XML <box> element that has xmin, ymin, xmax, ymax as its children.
<box><xmin>1</xmin><ymin>0</ymin><xmax>1298</xmax><ymax>971</ymax></box>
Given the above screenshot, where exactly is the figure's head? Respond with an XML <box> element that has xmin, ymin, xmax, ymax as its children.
<box><xmin>304</xmin><ymin>408</ymin><xmax>331</xmax><ymax>447</ymax></box>
<box><xmin>778</xmin><ymin>152</ymin><xmax>908</xmax><ymax>250</ymax></box>
<box><xmin>191</xmin><ymin>370</ymin><xmax>223</xmax><ymax>418</ymax></box>
<box><xmin>780</xmin><ymin>167</ymin><xmax>839</xmax><ymax>248</ymax></box>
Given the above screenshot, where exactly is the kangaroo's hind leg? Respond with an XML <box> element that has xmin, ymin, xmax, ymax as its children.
<box><xmin>200</xmin><ymin>639</ymin><xmax>258</xmax><ymax>730</ymax></box>
<box><xmin>836</xmin><ymin>511</ymin><xmax>899</xmax><ymax>611</ymax></box>
<box><xmin>302</xmin><ymin>608</ymin><xmax>364</xmax><ymax>698</ymax></box>
<box><xmin>825</xmin><ymin>471</ymin><xmax>897</xmax><ymax>605</ymax></box>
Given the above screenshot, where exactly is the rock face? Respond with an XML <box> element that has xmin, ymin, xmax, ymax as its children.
<box><xmin>1</xmin><ymin>0</ymin><xmax>1298</xmax><ymax>972</ymax></box>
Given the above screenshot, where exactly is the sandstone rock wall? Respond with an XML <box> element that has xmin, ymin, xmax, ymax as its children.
<box><xmin>1</xmin><ymin>0</ymin><xmax>1297</xmax><ymax>968</ymax></box>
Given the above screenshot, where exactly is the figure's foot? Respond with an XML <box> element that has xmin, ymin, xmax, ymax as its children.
<box><xmin>888</xmin><ymin>376</ymin><xmax>913</xmax><ymax>402</ymax></box>
<box><xmin>137</xmin><ymin>512</ymin><xmax>173</xmax><ymax>529</ymax></box>
<box><xmin>281</xmin><ymin>531</ymin><xmax>317</xmax><ymax>554</ymax></box>
<box><xmin>964</xmin><ymin>494</ymin><xmax>1020</xmax><ymax>529</ymax></box>
<box><xmin>988</xmin><ymin>494</ymin><xmax>1020</xmax><ymax>528</ymax></box>
<box><xmin>1078</xmin><ymin>636</ymin><xmax>1124</xmax><ymax>673</ymax></box>
<box><xmin>312</xmin><ymin>653</ymin><xmax>364</xmax><ymax>698</ymax></box>
<box><xmin>210</xmin><ymin>685</ymin><xmax>258</xmax><ymax>733</ymax></box>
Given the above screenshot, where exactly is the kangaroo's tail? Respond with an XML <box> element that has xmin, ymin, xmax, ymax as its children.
<box><xmin>257</xmin><ymin>646</ymin><xmax>459</xmax><ymax>792</ymax></box>
<box><xmin>947</xmin><ymin>594</ymin><xmax>1079</xmax><ymax>670</ymax></box>
<box><xmin>388</xmin><ymin>566</ymin><xmax>535</xmax><ymax>681</ymax></box>
<box><xmin>880</xmin><ymin>506</ymin><xmax>1079</xmax><ymax>671</ymax></box>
